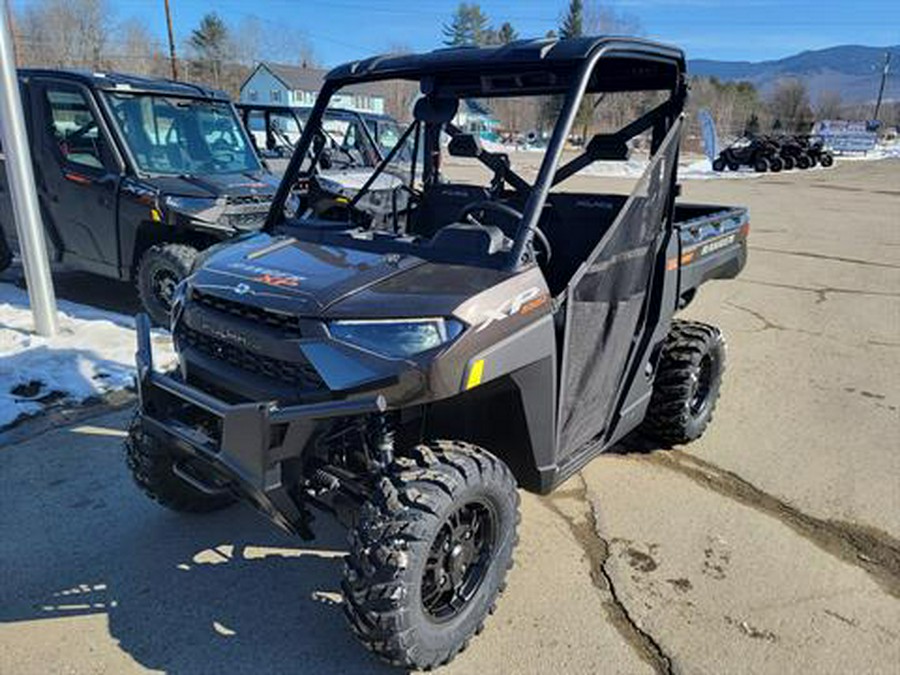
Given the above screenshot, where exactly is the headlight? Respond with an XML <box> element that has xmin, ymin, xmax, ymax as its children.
<box><xmin>164</xmin><ymin>195</ymin><xmax>222</xmax><ymax>221</ymax></box>
<box><xmin>328</xmin><ymin>318</ymin><xmax>465</xmax><ymax>359</ymax></box>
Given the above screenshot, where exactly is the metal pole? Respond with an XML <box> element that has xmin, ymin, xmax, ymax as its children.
<box><xmin>0</xmin><ymin>2</ymin><xmax>58</xmax><ymax>336</ymax></box>
<box><xmin>873</xmin><ymin>52</ymin><xmax>890</xmax><ymax>122</ymax></box>
<box><xmin>164</xmin><ymin>0</ymin><xmax>179</xmax><ymax>81</ymax></box>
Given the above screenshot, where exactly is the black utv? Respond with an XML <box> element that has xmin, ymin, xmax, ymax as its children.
<box><xmin>127</xmin><ymin>36</ymin><xmax>749</xmax><ymax>669</ymax></box>
<box><xmin>0</xmin><ymin>70</ymin><xmax>278</xmax><ymax>324</ymax></box>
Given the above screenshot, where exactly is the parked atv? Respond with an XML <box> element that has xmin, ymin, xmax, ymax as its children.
<box><xmin>0</xmin><ymin>70</ymin><xmax>278</xmax><ymax>325</ymax></box>
<box><xmin>127</xmin><ymin>36</ymin><xmax>749</xmax><ymax>670</ymax></box>
<box><xmin>800</xmin><ymin>134</ymin><xmax>834</xmax><ymax>167</ymax></box>
<box><xmin>712</xmin><ymin>135</ymin><xmax>782</xmax><ymax>172</ymax></box>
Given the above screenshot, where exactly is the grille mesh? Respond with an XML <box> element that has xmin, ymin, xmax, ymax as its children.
<box><xmin>192</xmin><ymin>290</ymin><xmax>302</xmax><ymax>338</ymax></box>
<box><xmin>177</xmin><ymin>325</ymin><xmax>323</xmax><ymax>390</ymax></box>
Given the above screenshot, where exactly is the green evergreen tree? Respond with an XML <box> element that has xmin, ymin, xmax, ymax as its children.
<box><xmin>442</xmin><ymin>3</ymin><xmax>491</xmax><ymax>46</ymax></box>
<box><xmin>189</xmin><ymin>13</ymin><xmax>230</xmax><ymax>88</ymax></box>
<box><xmin>560</xmin><ymin>0</ymin><xmax>584</xmax><ymax>39</ymax></box>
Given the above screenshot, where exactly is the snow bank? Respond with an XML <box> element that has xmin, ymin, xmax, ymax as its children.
<box><xmin>0</xmin><ymin>283</ymin><xmax>175</xmax><ymax>428</ymax></box>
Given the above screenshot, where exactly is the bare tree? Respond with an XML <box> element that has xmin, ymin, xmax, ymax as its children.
<box><xmin>584</xmin><ymin>2</ymin><xmax>642</xmax><ymax>35</ymax></box>
<box><xmin>233</xmin><ymin>16</ymin><xmax>264</xmax><ymax>67</ymax></box>
<box><xmin>769</xmin><ymin>78</ymin><xmax>814</xmax><ymax>132</ymax></box>
<box><xmin>815</xmin><ymin>90</ymin><xmax>843</xmax><ymax>120</ymax></box>
<box><xmin>16</xmin><ymin>0</ymin><xmax>112</xmax><ymax>69</ymax></box>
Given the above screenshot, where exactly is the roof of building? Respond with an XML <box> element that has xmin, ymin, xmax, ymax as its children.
<box><xmin>244</xmin><ymin>62</ymin><xmax>386</xmax><ymax>97</ymax></box>
<box><xmin>17</xmin><ymin>68</ymin><xmax>229</xmax><ymax>99</ymax></box>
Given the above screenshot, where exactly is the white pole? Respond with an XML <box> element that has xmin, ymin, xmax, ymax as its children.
<box><xmin>0</xmin><ymin>1</ymin><xmax>57</xmax><ymax>336</ymax></box>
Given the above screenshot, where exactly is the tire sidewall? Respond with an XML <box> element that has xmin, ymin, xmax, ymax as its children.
<box><xmin>137</xmin><ymin>245</ymin><xmax>196</xmax><ymax>325</ymax></box>
<box><xmin>406</xmin><ymin>477</ymin><xmax>517</xmax><ymax>658</ymax></box>
<box><xmin>683</xmin><ymin>333</ymin><xmax>725</xmax><ymax>439</ymax></box>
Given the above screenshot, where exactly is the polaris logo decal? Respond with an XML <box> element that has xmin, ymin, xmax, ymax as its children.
<box><xmin>476</xmin><ymin>287</ymin><xmax>548</xmax><ymax>332</ymax></box>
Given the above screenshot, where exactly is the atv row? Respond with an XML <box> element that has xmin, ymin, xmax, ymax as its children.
<box><xmin>713</xmin><ymin>133</ymin><xmax>834</xmax><ymax>173</ymax></box>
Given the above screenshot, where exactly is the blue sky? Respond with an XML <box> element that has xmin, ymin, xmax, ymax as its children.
<box><xmin>17</xmin><ymin>0</ymin><xmax>900</xmax><ymax>66</ymax></box>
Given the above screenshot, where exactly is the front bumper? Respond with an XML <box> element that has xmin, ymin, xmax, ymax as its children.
<box><xmin>134</xmin><ymin>314</ymin><xmax>385</xmax><ymax>533</ymax></box>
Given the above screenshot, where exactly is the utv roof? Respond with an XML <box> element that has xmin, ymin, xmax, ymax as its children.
<box><xmin>17</xmin><ymin>68</ymin><xmax>230</xmax><ymax>101</ymax></box>
<box><xmin>326</xmin><ymin>36</ymin><xmax>685</xmax><ymax>90</ymax></box>
<box><xmin>235</xmin><ymin>102</ymin><xmax>367</xmax><ymax>120</ymax></box>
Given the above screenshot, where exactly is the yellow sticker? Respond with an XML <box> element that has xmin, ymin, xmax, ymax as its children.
<box><xmin>150</xmin><ymin>208</ymin><xmax>162</xmax><ymax>222</ymax></box>
<box><xmin>466</xmin><ymin>359</ymin><xmax>485</xmax><ymax>390</ymax></box>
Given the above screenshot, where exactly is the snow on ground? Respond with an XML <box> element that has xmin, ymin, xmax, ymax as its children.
<box><xmin>0</xmin><ymin>283</ymin><xmax>175</xmax><ymax>428</ymax></box>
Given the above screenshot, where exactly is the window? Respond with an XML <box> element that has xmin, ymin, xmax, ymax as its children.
<box><xmin>271</xmin><ymin>89</ymin><xmax>281</xmax><ymax>103</ymax></box>
<box><xmin>103</xmin><ymin>93</ymin><xmax>260</xmax><ymax>175</ymax></box>
<box><xmin>45</xmin><ymin>86</ymin><xmax>112</xmax><ymax>170</ymax></box>
<box><xmin>248</xmin><ymin>90</ymin><xmax>258</xmax><ymax>101</ymax></box>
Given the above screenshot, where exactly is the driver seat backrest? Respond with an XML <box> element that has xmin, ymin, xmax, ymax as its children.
<box><xmin>538</xmin><ymin>192</ymin><xmax>630</xmax><ymax>296</ymax></box>
<box><xmin>407</xmin><ymin>184</ymin><xmax>491</xmax><ymax>239</ymax></box>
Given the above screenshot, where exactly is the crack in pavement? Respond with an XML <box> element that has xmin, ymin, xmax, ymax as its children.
<box><xmin>638</xmin><ymin>451</ymin><xmax>900</xmax><ymax>599</ymax></box>
<box><xmin>735</xmin><ymin>278</ymin><xmax>900</xmax><ymax>304</ymax></box>
<box><xmin>750</xmin><ymin>246</ymin><xmax>900</xmax><ymax>270</ymax></box>
<box><xmin>725</xmin><ymin>301</ymin><xmax>787</xmax><ymax>332</ymax></box>
<box><xmin>542</xmin><ymin>473</ymin><xmax>677</xmax><ymax>675</ymax></box>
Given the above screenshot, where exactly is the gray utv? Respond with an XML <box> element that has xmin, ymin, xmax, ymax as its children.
<box><xmin>127</xmin><ymin>36</ymin><xmax>748</xmax><ymax>669</ymax></box>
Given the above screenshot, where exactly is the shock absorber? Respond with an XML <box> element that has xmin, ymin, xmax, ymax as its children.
<box><xmin>368</xmin><ymin>412</ymin><xmax>396</xmax><ymax>470</ymax></box>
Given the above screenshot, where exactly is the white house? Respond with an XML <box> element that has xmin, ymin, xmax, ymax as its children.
<box><xmin>240</xmin><ymin>62</ymin><xmax>386</xmax><ymax>114</ymax></box>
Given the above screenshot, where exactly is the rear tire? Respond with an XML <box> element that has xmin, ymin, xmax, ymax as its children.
<box><xmin>782</xmin><ymin>155</ymin><xmax>795</xmax><ymax>171</ymax></box>
<box><xmin>640</xmin><ymin>320</ymin><xmax>726</xmax><ymax>445</ymax></box>
<box><xmin>343</xmin><ymin>441</ymin><xmax>519</xmax><ymax>670</ymax></box>
<box><xmin>125</xmin><ymin>416</ymin><xmax>236</xmax><ymax>513</ymax></box>
<box><xmin>769</xmin><ymin>156</ymin><xmax>784</xmax><ymax>172</ymax></box>
<box><xmin>797</xmin><ymin>154</ymin><xmax>811</xmax><ymax>170</ymax></box>
<box><xmin>820</xmin><ymin>152</ymin><xmax>834</xmax><ymax>168</ymax></box>
<box><xmin>712</xmin><ymin>157</ymin><xmax>726</xmax><ymax>172</ymax></box>
<box><xmin>754</xmin><ymin>157</ymin><xmax>769</xmax><ymax>172</ymax></box>
<box><xmin>136</xmin><ymin>243</ymin><xmax>197</xmax><ymax>326</ymax></box>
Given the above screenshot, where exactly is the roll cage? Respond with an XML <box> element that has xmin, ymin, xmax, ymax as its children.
<box><xmin>267</xmin><ymin>36</ymin><xmax>687</xmax><ymax>272</ymax></box>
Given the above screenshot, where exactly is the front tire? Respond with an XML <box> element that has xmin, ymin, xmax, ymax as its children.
<box><xmin>136</xmin><ymin>243</ymin><xmax>197</xmax><ymax>326</ymax></box>
<box><xmin>125</xmin><ymin>417</ymin><xmax>236</xmax><ymax>513</ymax></box>
<box><xmin>640</xmin><ymin>320</ymin><xmax>726</xmax><ymax>445</ymax></box>
<box><xmin>343</xmin><ymin>441</ymin><xmax>519</xmax><ymax>670</ymax></box>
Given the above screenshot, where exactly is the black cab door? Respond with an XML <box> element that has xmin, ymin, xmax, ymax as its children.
<box><xmin>556</xmin><ymin>120</ymin><xmax>682</xmax><ymax>458</ymax></box>
<box><xmin>32</xmin><ymin>78</ymin><xmax>123</xmax><ymax>275</ymax></box>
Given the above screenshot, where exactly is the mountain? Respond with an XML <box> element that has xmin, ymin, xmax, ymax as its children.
<box><xmin>689</xmin><ymin>45</ymin><xmax>899</xmax><ymax>104</ymax></box>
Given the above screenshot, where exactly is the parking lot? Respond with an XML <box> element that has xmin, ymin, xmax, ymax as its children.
<box><xmin>1</xmin><ymin>158</ymin><xmax>898</xmax><ymax>674</ymax></box>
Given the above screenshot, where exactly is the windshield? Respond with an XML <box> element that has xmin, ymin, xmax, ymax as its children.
<box><xmin>104</xmin><ymin>93</ymin><xmax>260</xmax><ymax>176</ymax></box>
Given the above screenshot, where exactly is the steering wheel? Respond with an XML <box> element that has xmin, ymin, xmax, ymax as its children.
<box><xmin>457</xmin><ymin>200</ymin><xmax>552</xmax><ymax>263</ymax></box>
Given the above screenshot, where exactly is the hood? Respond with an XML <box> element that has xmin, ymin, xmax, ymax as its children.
<box><xmin>189</xmin><ymin>233</ymin><xmax>428</xmax><ymax>314</ymax></box>
<box><xmin>146</xmin><ymin>171</ymin><xmax>278</xmax><ymax>200</ymax></box>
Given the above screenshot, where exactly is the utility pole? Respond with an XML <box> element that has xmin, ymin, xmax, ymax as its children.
<box><xmin>4</xmin><ymin>0</ymin><xmax>16</xmax><ymax>66</ymax></box>
<box><xmin>873</xmin><ymin>52</ymin><xmax>891</xmax><ymax>122</ymax></box>
<box><xmin>0</xmin><ymin>2</ymin><xmax>58</xmax><ymax>336</ymax></box>
<box><xmin>164</xmin><ymin>0</ymin><xmax>179</xmax><ymax>81</ymax></box>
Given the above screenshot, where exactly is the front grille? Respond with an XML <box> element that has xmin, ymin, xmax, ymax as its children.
<box><xmin>177</xmin><ymin>325</ymin><xmax>324</xmax><ymax>390</ymax></box>
<box><xmin>192</xmin><ymin>290</ymin><xmax>302</xmax><ymax>338</ymax></box>
<box><xmin>226</xmin><ymin>194</ymin><xmax>273</xmax><ymax>207</ymax></box>
<box><xmin>226</xmin><ymin>211</ymin><xmax>268</xmax><ymax>229</ymax></box>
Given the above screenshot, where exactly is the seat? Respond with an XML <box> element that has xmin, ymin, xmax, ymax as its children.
<box><xmin>407</xmin><ymin>184</ymin><xmax>491</xmax><ymax>239</ymax></box>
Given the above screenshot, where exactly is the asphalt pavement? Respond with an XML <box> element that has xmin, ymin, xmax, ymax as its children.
<box><xmin>1</xmin><ymin>159</ymin><xmax>898</xmax><ymax>674</ymax></box>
